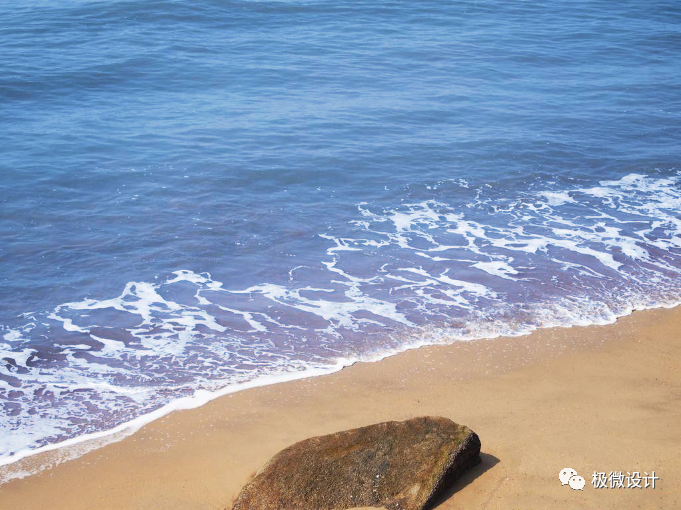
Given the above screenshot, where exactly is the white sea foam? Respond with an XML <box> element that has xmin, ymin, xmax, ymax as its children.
<box><xmin>472</xmin><ymin>261</ymin><xmax>520</xmax><ymax>280</ymax></box>
<box><xmin>1</xmin><ymin>171</ymin><xmax>681</xmax><ymax>481</ymax></box>
<box><xmin>538</xmin><ymin>191</ymin><xmax>577</xmax><ymax>206</ymax></box>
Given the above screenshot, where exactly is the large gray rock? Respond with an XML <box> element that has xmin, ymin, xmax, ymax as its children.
<box><xmin>231</xmin><ymin>416</ymin><xmax>481</xmax><ymax>510</ymax></box>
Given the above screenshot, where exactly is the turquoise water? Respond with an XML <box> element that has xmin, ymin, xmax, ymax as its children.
<box><xmin>1</xmin><ymin>0</ymin><xmax>680</xmax><ymax>463</ymax></box>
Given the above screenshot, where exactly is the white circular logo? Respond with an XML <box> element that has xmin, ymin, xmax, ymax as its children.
<box><xmin>559</xmin><ymin>468</ymin><xmax>577</xmax><ymax>486</ymax></box>
<box><xmin>569</xmin><ymin>475</ymin><xmax>586</xmax><ymax>491</ymax></box>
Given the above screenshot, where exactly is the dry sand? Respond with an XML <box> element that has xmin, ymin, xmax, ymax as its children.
<box><xmin>1</xmin><ymin>306</ymin><xmax>680</xmax><ymax>510</ymax></box>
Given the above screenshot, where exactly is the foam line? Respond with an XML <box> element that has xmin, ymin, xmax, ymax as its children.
<box><xmin>2</xmin><ymin>171</ymin><xmax>681</xmax><ymax>477</ymax></box>
<box><xmin>2</xmin><ymin>297</ymin><xmax>680</xmax><ymax>480</ymax></box>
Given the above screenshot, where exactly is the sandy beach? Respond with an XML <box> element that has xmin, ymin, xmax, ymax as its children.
<box><xmin>1</xmin><ymin>305</ymin><xmax>680</xmax><ymax>510</ymax></box>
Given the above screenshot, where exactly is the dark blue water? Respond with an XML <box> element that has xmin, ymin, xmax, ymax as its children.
<box><xmin>1</xmin><ymin>0</ymin><xmax>680</xmax><ymax>469</ymax></box>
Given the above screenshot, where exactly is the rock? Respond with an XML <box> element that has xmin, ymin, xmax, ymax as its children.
<box><xmin>231</xmin><ymin>416</ymin><xmax>481</xmax><ymax>510</ymax></box>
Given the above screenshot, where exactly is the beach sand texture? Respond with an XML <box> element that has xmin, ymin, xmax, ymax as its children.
<box><xmin>1</xmin><ymin>306</ymin><xmax>680</xmax><ymax>510</ymax></box>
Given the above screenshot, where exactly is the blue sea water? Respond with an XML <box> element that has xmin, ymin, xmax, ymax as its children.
<box><xmin>1</xmin><ymin>0</ymin><xmax>680</xmax><ymax>469</ymax></box>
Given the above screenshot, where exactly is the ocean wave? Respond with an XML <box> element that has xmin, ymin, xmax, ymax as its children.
<box><xmin>1</xmin><ymin>171</ymin><xmax>681</xmax><ymax>475</ymax></box>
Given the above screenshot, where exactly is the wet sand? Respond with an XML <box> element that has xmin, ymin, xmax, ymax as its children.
<box><xmin>1</xmin><ymin>306</ymin><xmax>680</xmax><ymax>510</ymax></box>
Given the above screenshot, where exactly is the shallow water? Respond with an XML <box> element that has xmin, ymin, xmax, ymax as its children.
<box><xmin>1</xmin><ymin>0</ymin><xmax>680</xmax><ymax>463</ymax></box>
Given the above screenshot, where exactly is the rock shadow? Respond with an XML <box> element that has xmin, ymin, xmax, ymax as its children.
<box><xmin>429</xmin><ymin>452</ymin><xmax>500</xmax><ymax>509</ymax></box>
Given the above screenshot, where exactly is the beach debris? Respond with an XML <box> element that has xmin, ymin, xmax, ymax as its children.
<box><xmin>230</xmin><ymin>416</ymin><xmax>481</xmax><ymax>510</ymax></box>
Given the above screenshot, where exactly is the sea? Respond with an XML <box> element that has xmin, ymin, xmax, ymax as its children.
<box><xmin>1</xmin><ymin>0</ymin><xmax>680</xmax><ymax>473</ymax></box>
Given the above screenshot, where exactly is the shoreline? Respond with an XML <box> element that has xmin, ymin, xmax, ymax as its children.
<box><xmin>2</xmin><ymin>299</ymin><xmax>678</xmax><ymax>477</ymax></box>
<box><xmin>1</xmin><ymin>305</ymin><xmax>680</xmax><ymax>509</ymax></box>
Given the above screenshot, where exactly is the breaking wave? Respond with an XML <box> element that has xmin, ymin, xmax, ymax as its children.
<box><xmin>2</xmin><ymin>171</ymin><xmax>681</xmax><ymax>476</ymax></box>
